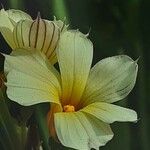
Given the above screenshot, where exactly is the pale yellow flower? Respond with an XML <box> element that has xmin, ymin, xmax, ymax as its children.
<box><xmin>0</xmin><ymin>9</ymin><xmax>66</xmax><ymax>64</ymax></box>
<box><xmin>0</xmin><ymin>9</ymin><xmax>32</xmax><ymax>49</ymax></box>
<box><xmin>4</xmin><ymin>30</ymin><xmax>138</xmax><ymax>150</ymax></box>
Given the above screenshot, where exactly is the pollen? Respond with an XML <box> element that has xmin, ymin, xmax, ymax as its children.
<box><xmin>63</xmin><ymin>105</ymin><xmax>75</xmax><ymax>112</ymax></box>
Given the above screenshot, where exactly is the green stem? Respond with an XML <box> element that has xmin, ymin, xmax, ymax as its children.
<box><xmin>124</xmin><ymin>2</ymin><xmax>150</xmax><ymax>149</ymax></box>
<box><xmin>9</xmin><ymin>0</ymin><xmax>24</xmax><ymax>9</ymax></box>
<box><xmin>35</xmin><ymin>105</ymin><xmax>50</xmax><ymax>150</ymax></box>
<box><xmin>0</xmin><ymin>91</ymin><xmax>20</xmax><ymax>150</ymax></box>
<box><xmin>25</xmin><ymin>124</ymin><xmax>40</xmax><ymax>150</ymax></box>
<box><xmin>0</xmin><ymin>115</ymin><xmax>15</xmax><ymax>150</ymax></box>
<box><xmin>134</xmin><ymin>42</ymin><xmax>150</xmax><ymax>150</ymax></box>
<box><xmin>52</xmin><ymin>0</ymin><xmax>69</xmax><ymax>23</ymax></box>
<box><xmin>20</xmin><ymin>126</ymin><xmax>27</xmax><ymax>149</ymax></box>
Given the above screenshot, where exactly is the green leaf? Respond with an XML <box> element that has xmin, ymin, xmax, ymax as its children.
<box><xmin>35</xmin><ymin>103</ymin><xmax>51</xmax><ymax>150</ymax></box>
<box><xmin>0</xmin><ymin>89</ymin><xmax>27</xmax><ymax>150</ymax></box>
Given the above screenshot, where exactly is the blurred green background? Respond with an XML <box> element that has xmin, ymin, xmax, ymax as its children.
<box><xmin>0</xmin><ymin>0</ymin><xmax>150</xmax><ymax>150</ymax></box>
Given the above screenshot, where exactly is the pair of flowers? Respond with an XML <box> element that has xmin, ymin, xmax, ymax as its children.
<box><xmin>0</xmin><ymin>9</ymin><xmax>138</xmax><ymax>150</ymax></box>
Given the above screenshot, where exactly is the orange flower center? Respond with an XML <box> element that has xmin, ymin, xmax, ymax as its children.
<box><xmin>63</xmin><ymin>105</ymin><xmax>75</xmax><ymax>112</ymax></box>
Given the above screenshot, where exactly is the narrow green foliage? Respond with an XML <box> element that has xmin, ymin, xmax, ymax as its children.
<box><xmin>35</xmin><ymin>104</ymin><xmax>51</xmax><ymax>150</ymax></box>
<box><xmin>0</xmin><ymin>90</ymin><xmax>26</xmax><ymax>150</ymax></box>
<box><xmin>52</xmin><ymin>0</ymin><xmax>69</xmax><ymax>23</ymax></box>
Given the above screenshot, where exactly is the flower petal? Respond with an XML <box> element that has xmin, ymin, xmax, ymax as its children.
<box><xmin>6</xmin><ymin>9</ymin><xmax>32</xmax><ymax>23</ymax></box>
<box><xmin>4</xmin><ymin>49</ymin><xmax>61</xmax><ymax>106</ymax></box>
<box><xmin>0</xmin><ymin>9</ymin><xmax>32</xmax><ymax>30</ymax></box>
<box><xmin>0</xmin><ymin>27</ymin><xmax>16</xmax><ymax>49</ymax></box>
<box><xmin>47</xmin><ymin>103</ymin><xmax>62</xmax><ymax>139</ymax></box>
<box><xmin>53</xmin><ymin>16</ymin><xmax>68</xmax><ymax>32</ymax></box>
<box><xmin>57</xmin><ymin>30</ymin><xmax>93</xmax><ymax>106</ymax></box>
<box><xmin>0</xmin><ymin>9</ymin><xmax>32</xmax><ymax>49</ymax></box>
<box><xmin>81</xmin><ymin>102</ymin><xmax>137</xmax><ymax>123</ymax></box>
<box><xmin>81</xmin><ymin>55</ymin><xmax>138</xmax><ymax>106</ymax></box>
<box><xmin>13</xmin><ymin>16</ymin><xmax>60</xmax><ymax>64</ymax></box>
<box><xmin>54</xmin><ymin>112</ymin><xmax>113</xmax><ymax>150</ymax></box>
<box><xmin>0</xmin><ymin>9</ymin><xmax>15</xmax><ymax>48</ymax></box>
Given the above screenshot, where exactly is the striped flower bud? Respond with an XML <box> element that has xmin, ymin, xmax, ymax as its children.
<box><xmin>13</xmin><ymin>14</ymin><xmax>60</xmax><ymax>64</ymax></box>
<box><xmin>0</xmin><ymin>9</ymin><xmax>32</xmax><ymax>49</ymax></box>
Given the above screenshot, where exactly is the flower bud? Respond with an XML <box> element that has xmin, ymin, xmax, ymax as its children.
<box><xmin>13</xmin><ymin>15</ymin><xmax>60</xmax><ymax>64</ymax></box>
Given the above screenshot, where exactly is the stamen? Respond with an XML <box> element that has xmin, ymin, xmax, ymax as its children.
<box><xmin>63</xmin><ymin>105</ymin><xmax>75</xmax><ymax>112</ymax></box>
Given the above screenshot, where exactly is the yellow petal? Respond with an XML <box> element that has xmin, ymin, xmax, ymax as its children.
<box><xmin>4</xmin><ymin>49</ymin><xmax>61</xmax><ymax>106</ymax></box>
<box><xmin>47</xmin><ymin>103</ymin><xmax>62</xmax><ymax>140</ymax></box>
<box><xmin>0</xmin><ymin>9</ymin><xmax>32</xmax><ymax>49</ymax></box>
<box><xmin>54</xmin><ymin>112</ymin><xmax>113</xmax><ymax>150</ymax></box>
<box><xmin>0</xmin><ymin>9</ymin><xmax>15</xmax><ymax>48</ymax></box>
<box><xmin>6</xmin><ymin>9</ymin><xmax>32</xmax><ymax>23</ymax></box>
<box><xmin>13</xmin><ymin>16</ymin><xmax>60</xmax><ymax>64</ymax></box>
<box><xmin>0</xmin><ymin>27</ymin><xmax>16</xmax><ymax>49</ymax></box>
<box><xmin>81</xmin><ymin>55</ymin><xmax>138</xmax><ymax>106</ymax></box>
<box><xmin>81</xmin><ymin>102</ymin><xmax>137</xmax><ymax>123</ymax></box>
<box><xmin>57</xmin><ymin>30</ymin><xmax>93</xmax><ymax>106</ymax></box>
<box><xmin>0</xmin><ymin>8</ymin><xmax>13</xmax><ymax>30</ymax></box>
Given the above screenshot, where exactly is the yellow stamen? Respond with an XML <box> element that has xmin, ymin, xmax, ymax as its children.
<box><xmin>63</xmin><ymin>105</ymin><xmax>75</xmax><ymax>112</ymax></box>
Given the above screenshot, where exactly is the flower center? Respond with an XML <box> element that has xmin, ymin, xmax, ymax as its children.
<box><xmin>63</xmin><ymin>105</ymin><xmax>75</xmax><ymax>112</ymax></box>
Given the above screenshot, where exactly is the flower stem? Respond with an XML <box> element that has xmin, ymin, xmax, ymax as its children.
<box><xmin>25</xmin><ymin>124</ymin><xmax>40</xmax><ymax>150</ymax></box>
<box><xmin>35</xmin><ymin>105</ymin><xmax>51</xmax><ymax>150</ymax></box>
<box><xmin>0</xmin><ymin>115</ymin><xmax>15</xmax><ymax>150</ymax></box>
<box><xmin>8</xmin><ymin>0</ymin><xmax>24</xmax><ymax>9</ymax></box>
<box><xmin>20</xmin><ymin>126</ymin><xmax>27</xmax><ymax>149</ymax></box>
<box><xmin>52</xmin><ymin>0</ymin><xmax>69</xmax><ymax>23</ymax></box>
